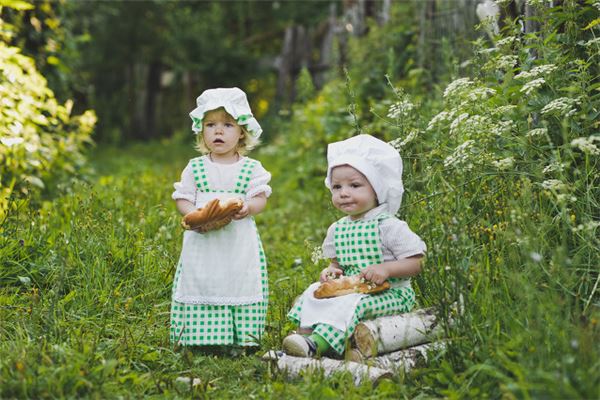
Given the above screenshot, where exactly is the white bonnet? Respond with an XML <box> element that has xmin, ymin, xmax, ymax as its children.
<box><xmin>189</xmin><ymin>87</ymin><xmax>262</xmax><ymax>138</ymax></box>
<box><xmin>325</xmin><ymin>134</ymin><xmax>404</xmax><ymax>215</ymax></box>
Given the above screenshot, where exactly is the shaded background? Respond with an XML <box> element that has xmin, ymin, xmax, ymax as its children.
<box><xmin>2</xmin><ymin>0</ymin><xmax>488</xmax><ymax>143</ymax></box>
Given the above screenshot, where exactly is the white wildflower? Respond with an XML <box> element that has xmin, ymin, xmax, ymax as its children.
<box><xmin>495</xmin><ymin>55</ymin><xmax>518</xmax><ymax>70</ymax></box>
<box><xmin>310</xmin><ymin>246</ymin><xmax>324</xmax><ymax>264</ymax></box>
<box><xmin>531</xmin><ymin>64</ymin><xmax>558</xmax><ymax>75</ymax></box>
<box><xmin>520</xmin><ymin>78</ymin><xmax>545</xmax><ymax>95</ymax></box>
<box><xmin>387</xmin><ymin>100</ymin><xmax>415</xmax><ymax>119</ymax></box>
<box><xmin>491</xmin><ymin>157</ymin><xmax>515</xmax><ymax>170</ymax></box>
<box><xmin>572</xmin><ymin>221</ymin><xmax>600</xmax><ymax>233</ymax></box>
<box><xmin>390</xmin><ymin>130</ymin><xmax>419</xmax><ymax>149</ymax></box>
<box><xmin>530</xmin><ymin>252</ymin><xmax>542</xmax><ymax>262</ymax></box>
<box><xmin>492</xmin><ymin>105</ymin><xmax>517</xmax><ymax>116</ymax></box>
<box><xmin>555</xmin><ymin>194</ymin><xmax>577</xmax><ymax>203</ymax></box>
<box><xmin>514</xmin><ymin>64</ymin><xmax>558</xmax><ymax>80</ymax></box>
<box><xmin>541</xmin><ymin>97</ymin><xmax>579</xmax><ymax>117</ymax></box>
<box><xmin>490</xmin><ymin>120</ymin><xmax>514</xmax><ymax>136</ymax></box>
<box><xmin>466</xmin><ymin>87</ymin><xmax>496</xmax><ymax>102</ymax></box>
<box><xmin>593</xmin><ymin>1</ymin><xmax>600</xmax><ymax>11</ymax></box>
<box><xmin>449</xmin><ymin>113</ymin><xmax>470</xmax><ymax>134</ymax></box>
<box><xmin>526</xmin><ymin>127</ymin><xmax>548</xmax><ymax>137</ymax></box>
<box><xmin>444</xmin><ymin>140</ymin><xmax>476</xmax><ymax>168</ymax></box>
<box><xmin>542</xmin><ymin>162</ymin><xmax>565</xmax><ymax>174</ymax></box>
<box><xmin>444</xmin><ymin>78</ymin><xmax>474</xmax><ymax>98</ymax></box>
<box><xmin>571</xmin><ymin>136</ymin><xmax>600</xmax><ymax>155</ymax></box>
<box><xmin>541</xmin><ymin>179</ymin><xmax>567</xmax><ymax>191</ymax></box>
<box><xmin>477</xmin><ymin>47</ymin><xmax>498</xmax><ymax>55</ymax></box>
<box><xmin>426</xmin><ymin>110</ymin><xmax>456</xmax><ymax>131</ymax></box>
<box><xmin>496</xmin><ymin>36</ymin><xmax>518</xmax><ymax>47</ymax></box>
<box><xmin>453</xmin><ymin>115</ymin><xmax>491</xmax><ymax>136</ymax></box>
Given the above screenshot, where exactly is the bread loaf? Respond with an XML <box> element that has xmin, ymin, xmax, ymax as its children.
<box><xmin>313</xmin><ymin>275</ymin><xmax>390</xmax><ymax>299</ymax></box>
<box><xmin>182</xmin><ymin>198</ymin><xmax>244</xmax><ymax>232</ymax></box>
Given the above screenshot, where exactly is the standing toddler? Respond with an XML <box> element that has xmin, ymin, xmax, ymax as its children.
<box><xmin>170</xmin><ymin>87</ymin><xmax>271</xmax><ymax>349</ymax></box>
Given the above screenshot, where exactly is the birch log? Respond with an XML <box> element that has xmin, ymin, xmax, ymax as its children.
<box><xmin>353</xmin><ymin>307</ymin><xmax>445</xmax><ymax>357</ymax></box>
<box><xmin>262</xmin><ymin>351</ymin><xmax>392</xmax><ymax>386</ymax></box>
<box><xmin>369</xmin><ymin>342</ymin><xmax>446</xmax><ymax>371</ymax></box>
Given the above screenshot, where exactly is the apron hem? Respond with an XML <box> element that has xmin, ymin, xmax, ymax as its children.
<box><xmin>173</xmin><ymin>294</ymin><xmax>264</xmax><ymax>305</ymax></box>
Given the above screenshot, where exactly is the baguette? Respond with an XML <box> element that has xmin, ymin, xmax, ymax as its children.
<box><xmin>182</xmin><ymin>198</ymin><xmax>244</xmax><ymax>232</ymax></box>
<box><xmin>313</xmin><ymin>275</ymin><xmax>390</xmax><ymax>299</ymax></box>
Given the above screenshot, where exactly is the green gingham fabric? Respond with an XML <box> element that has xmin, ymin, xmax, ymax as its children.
<box><xmin>288</xmin><ymin>213</ymin><xmax>416</xmax><ymax>355</ymax></box>
<box><xmin>170</xmin><ymin>156</ymin><xmax>268</xmax><ymax>347</ymax></box>
<box><xmin>189</xmin><ymin>156</ymin><xmax>256</xmax><ymax>194</ymax></box>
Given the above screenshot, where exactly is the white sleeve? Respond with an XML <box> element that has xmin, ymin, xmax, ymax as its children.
<box><xmin>245</xmin><ymin>161</ymin><xmax>272</xmax><ymax>199</ymax></box>
<box><xmin>321</xmin><ymin>223</ymin><xmax>337</xmax><ymax>259</ymax></box>
<box><xmin>379</xmin><ymin>218</ymin><xmax>426</xmax><ymax>260</ymax></box>
<box><xmin>172</xmin><ymin>162</ymin><xmax>196</xmax><ymax>203</ymax></box>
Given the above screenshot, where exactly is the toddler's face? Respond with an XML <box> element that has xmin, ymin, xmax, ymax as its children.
<box><xmin>330</xmin><ymin>165</ymin><xmax>377</xmax><ymax>220</ymax></box>
<box><xmin>202</xmin><ymin>109</ymin><xmax>243</xmax><ymax>158</ymax></box>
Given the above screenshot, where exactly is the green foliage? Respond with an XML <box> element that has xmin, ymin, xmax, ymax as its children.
<box><xmin>62</xmin><ymin>1</ymin><xmax>331</xmax><ymax>142</ymax></box>
<box><xmin>0</xmin><ymin>41</ymin><xmax>95</xmax><ymax>220</ymax></box>
<box><xmin>0</xmin><ymin>139</ymin><xmax>415</xmax><ymax>398</ymax></box>
<box><xmin>1</xmin><ymin>1</ymin><xmax>599</xmax><ymax>398</ymax></box>
<box><xmin>258</xmin><ymin>0</ymin><xmax>600</xmax><ymax>397</ymax></box>
<box><xmin>1</xmin><ymin>0</ymin><xmax>86</xmax><ymax>102</ymax></box>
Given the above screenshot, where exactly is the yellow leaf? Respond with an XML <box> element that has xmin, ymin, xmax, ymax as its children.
<box><xmin>583</xmin><ymin>18</ymin><xmax>600</xmax><ymax>30</ymax></box>
<box><xmin>0</xmin><ymin>0</ymin><xmax>34</xmax><ymax>10</ymax></box>
<box><xmin>46</xmin><ymin>55</ymin><xmax>60</xmax><ymax>66</ymax></box>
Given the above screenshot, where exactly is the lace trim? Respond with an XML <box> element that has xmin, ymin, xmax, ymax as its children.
<box><xmin>173</xmin><ymin>294</ymin><xmax>264</xmax><ymax>306</ymax></box>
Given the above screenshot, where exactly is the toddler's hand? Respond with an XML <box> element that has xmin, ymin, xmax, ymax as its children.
<box><xmin>320</xmin><ymin>265</ymin><xmax>343</xmax><ymax>282</ymax></box>
<box><xmin>360</xmin><ymin>264</ymin><xmax>389</xmax><ymax>285</ymax></box>
<box><xmin>232</xmin><ymin>204</ymin><xmax>250</xmax><ymax>220</ymax></box>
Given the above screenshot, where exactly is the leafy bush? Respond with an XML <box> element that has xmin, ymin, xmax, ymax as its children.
<box><xmin>0</xmin><ymin>41</ymin><xmax>95</xmax><ymax>220</ymax></box>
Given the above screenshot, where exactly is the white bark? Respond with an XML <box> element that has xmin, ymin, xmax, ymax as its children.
<box><xmin>368</xmin><ymin>342</ymin><xmax>446</xmax><ymax>372</ymax></box>
<box><xmin>262</xmin><ymin>351</ymin><xmax>392</xmax><ymax>386</ymax></box>
<box><xmin>353</xmin><ymin>307</ymin><xmax>446</xmax><ymax>357</ymax></box>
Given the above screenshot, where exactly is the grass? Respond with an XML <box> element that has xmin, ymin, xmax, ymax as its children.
<box><xmin>1</xmin><ymin>135</ymin><xmax>598</xmax><ymax>399</ymax></box>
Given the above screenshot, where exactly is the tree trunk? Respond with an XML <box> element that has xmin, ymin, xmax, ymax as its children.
<box><xmin>144</xmin><ymin>61</ymin><xmax>162</xmax><ymax>139</ymax></box>
<box><xmin>416</xmin><ymin>0</ymin><xmax>436</xmax><ymax>71</ymax></box>
<box><xmin>313</xmin><ymin>3</ymin><xmax>337</xmax><ymax>89</ymax></box>
<box><xmin>353</xmin><ymin>307</ymin><xmax>445</xmax><ymax>357</ymax></box>
<box><xmin>379</xmin><ymin>0</ymin><xmax>391</xmax><ymax>25</ymax></box>
<box><xmin>263</xmin><ymin>351</ymin><xmax>392</xmax><ymax>386</ymax></box>
<box><xmin>276</xmin><ymin>26</ymin><xmax>295</xmax><ymax>106</ymax></box>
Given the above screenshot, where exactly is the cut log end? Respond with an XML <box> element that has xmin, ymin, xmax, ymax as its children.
<box><xmin>354</xmin><ymin>322</ymin><xmax>377</xmax><ymax>357</ymax></box>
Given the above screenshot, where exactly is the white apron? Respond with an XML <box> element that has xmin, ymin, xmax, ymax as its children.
<box><xmin>173</xmin><ymin>157</ymin><xmax>263</xmax><ymax>305</ymax></box>
<box><xmin>297</xmin><ymin>214</ymin><xmax>390</xmax><ymax>331</ymax></box>
<box><xmin>298</xmin><ymin>282</ymin><xmax>365</xmax><ymax>331</ymax></box>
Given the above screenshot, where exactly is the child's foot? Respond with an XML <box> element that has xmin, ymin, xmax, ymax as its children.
<box><xmin>282</xmin><ymin>334</ymin><xmax>317</xmax><ymax>357</ymax></box>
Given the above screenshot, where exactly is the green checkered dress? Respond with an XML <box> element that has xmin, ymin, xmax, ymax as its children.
<box><xmin>170</xmin><ymin>156</ymin><xmax>269</xmax><ymax>347</ymax></box>
<box><xmin>288</xmin><ymin>213</ymin><xmax>416</xmax><ymax>355</ymax></box>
